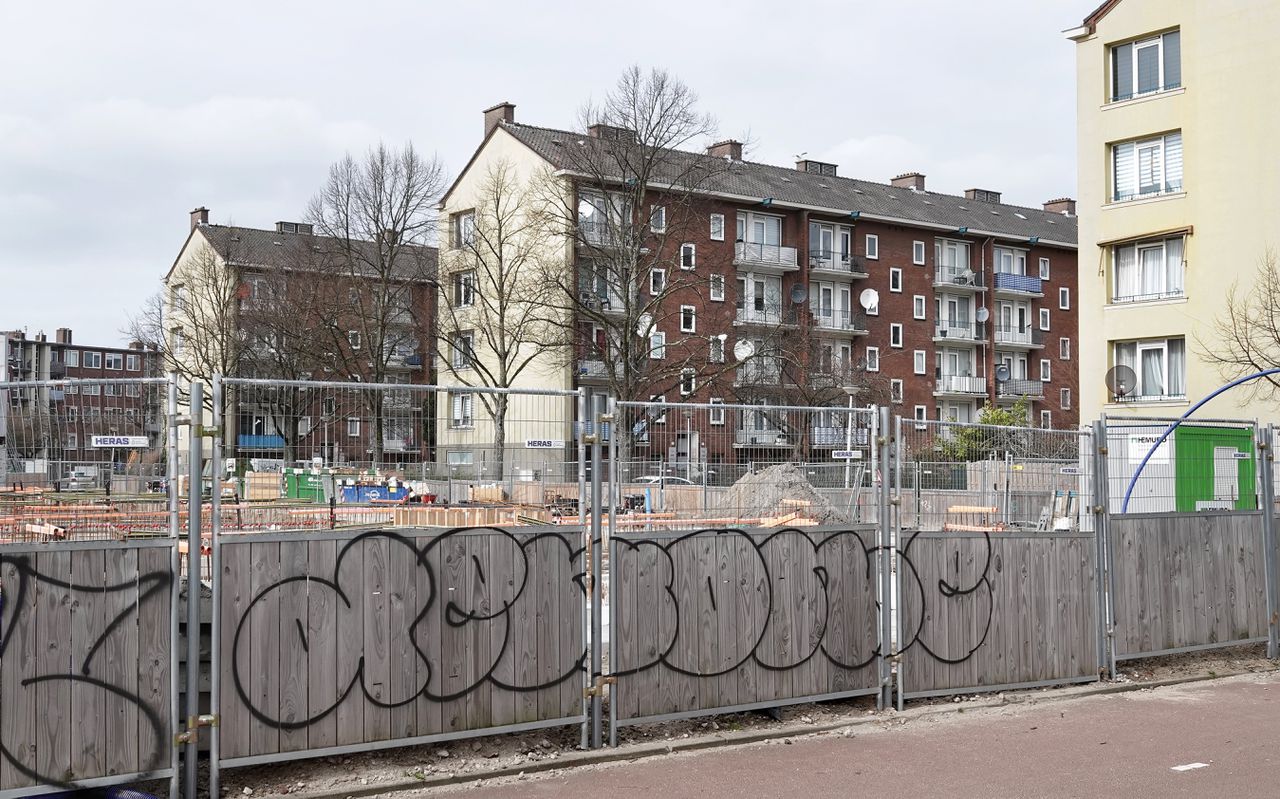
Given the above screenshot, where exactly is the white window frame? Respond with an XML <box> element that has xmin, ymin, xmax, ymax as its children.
<box><xmin>709</xmin><ymin>336</ymin><xmax>725</xmax><ymax>363</ymax></box>
<box><xmin>709</xmin><ymin>398</ymin><xmax>725</xmax><ymax>425</ymax></box>
<box><xmin>454</xmin><ymin>271</ymin><xmax>475</xmax><ymax>307</ymax></box>
<box><xmin>913</xmin><ymin>350</ymin><xmax>926</xmax><ymax>375</ymax></box>
<box><xmin>451</xmin><ymin>331</ymin><xmax>474</xmax><ymax>370</ymax></box>
<box><xmin>650</xmin><ymin>268</ymin><xmax>666</xmax><ymax>296</ymax></box>
<box><xmin>680</xmin><ymin>305</ymin><xmax>696</xmax><ymax>333</ymax></box>
<box><xmin>347</xmin><ymin>418</ymin><xmax>361</xmax><ymax>437</ymax></box>
<box><xmin>913</xmin><ymin>295</ymin><xmax>926</xmax><ymax>320</ymax></box>
<box><xmin>912</xmin><ymin>240</ymin><xmax>926</xmax><ymax>265</ymax></box>
<box><xmin>83</xmin><ymin>384</ymin><xmax>99</xmax><ymax>395</ymax></box>
<box><xmin>914</xmin><ymin>404</ymin><xmax>928</xmax><ymax>429</ymax></box>
<box><xmin>453</xmin><ymin>211</ymin><xmax>476</xmax><ymax>249</ymax></box>
<box><xmin>680</xmin><ymin>243</ymin><xmax>696</xmax><ymax>269</ymax></box>
<box><xmin>650</xmin><ymin>204</ymin><xmax>667</xmax><ymax>233</ymax></box>
<box><xmin>1040</xmin><ymin>358</ymin><xmax>1051</xmax><ymax>382</ymax></box>
<box><xmin>1039</xmin><ymin>257</ymin><xmax>1050</xmax><ymax>280</ymax></box>
<box><xmin>1039</xmin><ymin>308</ymin><xmax>1050</xmax><ymax>331</ymax></box>
<box><xmin>1060</xmin><ymin>337</ymin><xmax>1071</xmax><ymax>360</ymax></box>
<box><xmin>890</xmin><ymin>323</ymin><xmax>904</xmax><ymax>349</ymax></box>
<box><xmin>1111</xmin><ymin>131</ymin><xmax>1182</xmax><ymax>202</ymax></box>
<box><xmin>710</xmin><ymin>213</ymin><xmax>725</xmax><ymax>241</ymax></box>
<box><xmin>650</xmin><ymin>330</ymin><xmax>666</xmax><ymax>360</ymax></box>
<box><xmin>889</xmin><ymin>268</ymin><xmax>902</xmax><ymax>293</ymax></box>
<box><xmin>890</xmin><ymin>379</ymin><xmax>904</xmax><ymax>404</ymax></box>
<box><xmin>1113</xmin><ymin>338</ymin><xmax>1186</xmax><ymax>399</ymax></box>
<box><xmin>66</xmin><ymin>433</ymin><xmax>77</xmax><ymax>449</ymax></box>
<box><xmin>1110</xmin><ymin>31</ymin><xmax>1179</xmax><ymax>102</ymax></box>
<box><xmin>1040</xmin><ymin>410</ymin><xmax>1052</xmax><ymax>429</ymax></box>
<box><xmin>866</xmin><ymin>294</ymin><xmax>879</xmax><ymax>316</ymax></box>
<box><xmin>865</xmin><ymin>346</ymin><xmax>880</xmax><ymax>372</ymax></box>
<box><xmin>347</xmin><ymin>330</ymin><xmax>361</xmax><ymax>351</ymax></box>
<box><xmin>1059</xmin><ymin>287</ymin><xmax>1070</xmax><ymax>310</ymax></box>
<box><xmin>126</xmin><ymin>353</ymin><xmax>140</xmax><ymax>371</ymax></box>
<box><xmin>865</xmin><ymin>234</ymin><xmax>879</xmax><ymax>260</ymax></box>
<box><xmin>1061</xmin><ymin>388</ymin><xmax>1072</xmax><ymax>409</ymax></box>
<box><xmin>449</xmin><ymin>393</ymin><xmax>475</xmax><ymax>429</ymax></box>
<box><xmin>104</xmin><ymin>353</ymin><xmax>123</xmax><ymax>370</ymax></box>
<box><xmin>65</xmin><ymin>350</ymin><xmax>79</xmax><ymax>367</ymax></box>
<box><xmin>83</xmin><ymin>351</ymin><xmax>102</xmax><ymax>369</ymax></box>
<box><xmin>1111</xmin><ymin>236</ymin><xmax>1186</xmax><ymax>303</ymax></box>
<box><xmin>709</xmin><ymin>273</ymin><xmax>725</xmax><ymax>302</ymax></box>
<box><xmin>680</xmin><ymin>368</ymin><xmax>696</xmax><ymax>396</ymax></box>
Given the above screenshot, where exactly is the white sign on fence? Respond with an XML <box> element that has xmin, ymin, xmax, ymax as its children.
<box><xmin>525</xmin><ymin>439</ymin><xmax>565</xmax><ymax>449</ymax></box>
<box><xmin>1232</xmin><ymin>451</ymin><xmax>1250</xmax><ymax>461</ymax></box>
<box><xmin>1127</xmin><ymin>433</ymin><xmax>1171</xmax><ymax>465</ymax></box>
<box><xmin>90</xmin><ymin>435</ymin><xmax>149</xmax><ymax>448</ymax></box>
<box><xmin>832</xmin><ymin>450</ymin><xmax>862</xmax><ymax>460</ymax></box>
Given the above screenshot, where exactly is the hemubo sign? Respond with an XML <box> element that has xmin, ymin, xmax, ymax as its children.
<box><xmin>525</xmin><ymin>439</ymin><xmax>565</xmax><ymax>449</ymax></box>
<box><xmin>91</xmin><ymin>435</ymin><xmax>149</xmax><ymax>448</ymax></box>
<box><xmin>1127</xmin><ymin>433</ymin><xmax>1171</xmax><ymax>465</ymax></box>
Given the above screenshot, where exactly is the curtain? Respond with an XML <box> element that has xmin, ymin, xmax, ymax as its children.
<box><xmin>1141</xmin><ymin>347</ymin><xmax>1165</xmax><ymax>397</ymax></box>
<box><xmin>1112</xmin><ymin>42</ymin><xmax>1133</xmax><ymax>100</ymax></box>
<box><xmin>1113</xmin><ymin>142</ymin><xmax>1135</xmax><ymax>200</ymax></box>
<box><xmin>1140</xmin><ymin>246</ymin><xmax>1164</xmax><ymax>296</ymax></box>
<box><xmin>1115</xmin><ymin>244</ymin><xmax>1138</xmax><ymax>300</ymax></box>
<box><xmin>1164</xmin><ymin>133</ymin><xmax>1183</xmax><ymax>191</ymax></box>
<box><xmin>1136</xmin><ymin>41</ymin><xmax>1160</xmax><ymax>94</ymax></box>
<box><xmin>1165</xmin><ymin>237</ymin><xmax>1185</xmax><ymax>295</ymax></box>
<box><xmin>1168</xmin><ymin>339</ymin><xmax>1186</xmax><ymax>395</ymax></box>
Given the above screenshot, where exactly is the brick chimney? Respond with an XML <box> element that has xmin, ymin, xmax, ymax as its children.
<box><xmin>891</xmin><ymin>172</ymin><xmax>926</xmax><ymax>191</ymax></box>
<box><xmin>965</xmin><ymin>188</ymin><xmax>1002</xmax><ymax>204</ymax></box>
<box><xmin>483</xmin><ymin>102</ymin><xmax>515</xmax><ymax>137</ymax></box>
<box><xmin>796</xmin><ymin>159</ymin><xmax>838</xmax><ymax>177</ymax></box>
<box><xmin>55</xmin><ymin>328</ymin><xmax>72</xmax><ymax>344</ymax></box>
<box><xmin>1043</xmin><ymin>197</ymin><xmax>1077</xmax><ymax>216</ymax></box>
<box><xmin>190</xmin><ymin>206</ymin><xmax>209</xmax><ymax>231</ymax></box>
<box><xmin>587</xmin><ymin>123</ymin><xmax>636</xmax><ymax>142</ymax></box>
<box><xmin>707</xmin><ymin>140</ymin><xmax>743</xmax><ymax>161</ymax></box>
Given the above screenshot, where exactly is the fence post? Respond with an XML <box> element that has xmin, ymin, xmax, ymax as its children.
<box><xmin>876</xmin><ymin>406</ymin><xmax>892</xmax><ymax>710</ymax></box>
<box><xmin>1259</xmin><ymin>425</ymin><xmax>1278</xmax><ymax>659</ymax></box>
<box><xmin>606</xmin><ymin>396</ymin><xmax>619</xmax><ymax>747</ymax></box>
<box><xmin>209</xmin><ymin>376</ymin><xmax>224</xmax><ymax>799</ymax></box>
<box><xmin>893</xmin><ymin>414</ymin><xmax>905</xmax><ymax>712</ymax></box>
<box><xmin>588</xmin><ymin>400</ymin><xmax>605</xmax><ymax>748</ymax></box>
<box><xmin>1092</xmin><ymin>418</ymin><xmax>1116</xmax><ymax>678</ymax></box>
<box><xmin>185</xmin><ymin>381</ymin><xmax>204</xmax><ymax>798</ymax></box>
<box><xmin>166</xmin><ymin>375</ymin><xmax>181</xmax><ymax>799</ymax></box>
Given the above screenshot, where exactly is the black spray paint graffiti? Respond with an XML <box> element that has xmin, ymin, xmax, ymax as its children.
<box><xmin>0</xmin><ymin>553</ymin><xmax>172</xmax><ymax>787</ymax></box>
<box><xmin>231</xmin><ymin>528</ymin><xmax>588</xmax><ymax>730</ymax></box>
<box><xmin>612</xmin><ymin>526</ymin><xmax>994</xmax><ymax>681</ymax></box>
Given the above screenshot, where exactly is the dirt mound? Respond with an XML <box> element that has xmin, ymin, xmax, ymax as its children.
<box><xmin>716</xmin><ymin>463</ymin><xmax>847</xmax><ymax>526</ymax></box>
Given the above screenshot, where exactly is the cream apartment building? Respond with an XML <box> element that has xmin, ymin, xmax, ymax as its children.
<box><xmin>1070</xmin><ymin>0</ymin><xmax>1280</xmax><ymax>422</ymax></box>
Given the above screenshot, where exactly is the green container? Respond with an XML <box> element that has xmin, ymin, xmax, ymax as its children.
<box><xmin>283</xmin><ymin>468</ymin><xmax>327</xmax><ymax>502</ymax></box>
<box><xmin>1173</xmin><ymin>425</ymin><xmax>1258</xmax><ymax>512</ymax></box>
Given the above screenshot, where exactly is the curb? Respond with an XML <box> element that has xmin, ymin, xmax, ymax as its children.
<box><xmin>271</xmin><ymin>668</ymin><xmax>1278</xmax><ymax>799</ymax></box>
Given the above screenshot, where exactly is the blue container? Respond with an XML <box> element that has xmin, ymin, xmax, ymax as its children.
<box><xmin>340</xmin><ymin>484</ymin><xmax>409</xmax><ymax>503</ymax></box>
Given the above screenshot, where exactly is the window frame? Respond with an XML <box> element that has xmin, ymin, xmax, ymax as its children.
<box><xmin>865</xmin><ymin>234</ymin><xmax>879</xmax><ymax>260</ymax></box>
<box><xmin>710</xmin><ymin>213</ymin><xmax>725</xmax><ymax>241</ymax></box>
<box><xmin>1059</xmin><ymin>287</ymin><xmax>1070</xmax><ymax>310</ymax></box>
<box><xmin>1111</xmin><ymin>235</ymin><xmax>1186</xmax><ymax>304</ymax></box>
<box><xmin>680</xmin><ymin>305</ymin><xmax>697</xmax><ymax>333</ymax></box>
<box><xmin>1060</xmin><ymin>337</ymin><xmax>1071</xmax><ymax>360</ymax></box>
<box><xmin>126</xmin><ymin>353</ymin><xmax>140</xmax><ymax>371</ymax></box>
<box><xmin>649</xmin><ymin>268</ymin><xmax>666</xmax><ymax>296</ymax></box>
<box><xmin>680</xmin><ymin>242</ymin><xmax>696</xmax><ymax>269</ymax></box>
<box><xmin>347</xmin><ymin>418</ymin><xmax>361</xmax><ymax>437</ymax></box>
<box><xmin>104</xmin><ymin>353</ymin><xmax>123</xmax><ymax>370</ymax></box>
<box><xmin>889</xmin><ymin>267</ymin><xmax>902</xmax><ymax>293</ymax></box>
<box><xmin>890</xmin><ymin>323</ymin><xmax>904</xmax><ymax>349</ymax></box>
<box><xmin>914</xmin><ymin>404</ymin><xmax>928</xmax><ymax>429</ymax></box>
<box><xmin>649</xmin><ymin>330</ymin><xmax>666</xmax><ymax>360</ymax></box>
<box><xmin>913</xmin><ymin>349</ymin><xmax>927</xmax><ymax>375</ymax></box>
<box><xmin>709</xmin><ymin>273</ymin><xmax>725</xmax><ymax>302</ymax></box>
<box><xmin>1039</xmin><ymin>308</ymin><xmax>1050</xmax><ymax>331</ymax></box>
<box><xmin>650</xmin><ymin>204</ymin><xmax>667</xmax><ymax>233</ymax></box>
<box><xmin>1040</xmin><ymin>410</ymin><xmax>1052</xmax><ymax>429</ymax></box>
<box><xmin>1109</xmin><ymin>30</ymin><xmax>1180</xmax><ymax>103</ymax></box>
<box><xmin>452</xmin><ymin>210</ymin><xmax>476</xmax><ymax>249</ymax></box>
<box><xmin>679</xmin><ymin>368</ymin><xmax>696</xmax><ymax>397</ymax></box>
<box><xmin>83</xmin><ymin>351</ymin><xmax>102</xmax><ymax>369</ymax></box>
<box><xmin>709</xmin><ymin>336</ymin><xmax>725</xmax><ymax>363</ymax></box>
<box><xmin>1111</xmin><ymin>131</ymin><xmax>1182</xmax><ymax>202</ymax></box>
<box><xmin>865</xmin><ymin>346</ymin><xmax>880</xmax><ymax>372</ymax></box>
<box><xmin>451</xmin><ymin>330</ymin><xmax>475</xmax><ymax>370</ymax></box>
<box><xmin>1061</xmin><ymin>388</ymin><xmax>1072</xmax><ymax>409</ymax></box>
<box><xmin>709</xmin><ymin>398</ymin><xmax>725</xmax><ymax>425</ymax></box>
<box><xmin>890</xmin><ymin>379</ymin><xmax>904</xmax><ymax>404</ymax></box>
<box><xmin>912</xmin><ymin>240</ymin><xmax>926</xmax><ymax>265</ymax></box>
<box><xmin>65</xmin><ymin>350</ymin><xmax>79</xmax><ymax>368</ymax></box>
<box><xmin>1040</xmin><ymin>358</ymin><xmax>1051</xmax><ymax>382</ymax></box>
<box><xmin>912</xmin><ymin>295</ymin><xmax>926</xmax><ymax>320</ymax></box>
<box><xmin>1112</xmin><ymin>337</ymin><xmax>1186</xmax><ymax>400</ymax></box>
<box><xmin>1039</xmin><ymin>257</ymin><xmax>1050</xmax><ymax>280</ymax></box>
<box><xmin>453</xmin><ymin>271</ymin><xmax>476</xmax><ymax>307</ymax></box>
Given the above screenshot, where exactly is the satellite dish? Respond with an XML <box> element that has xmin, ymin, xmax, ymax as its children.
<box><xmin>995</xmin><ymin>364</ymin><xmax>1011</xmax><ymax>383</ymax></box>
<box><xmin>975</xmin><ymin>306</ymin><xmax>990</xmax><ymax>323</ymax></box>
<box><xmin>1105</xmin><ymin>365</ymin><xmax>1138</xmax><ymax>397</ymax></box>
<box><xmin>636</xmin><ymin>313</ymin><xmax>653</xmax><ymax>337</ymax></box>
<box><xmin>789</xmin><ymin>284</ymin><xmax>808</xmax><ymax>304</ymax></box>
<box><xmin>858</xmin><ymin>288</ymin><xmax>880</xmax><ymax>311</ymax></box>
<box><xmin>733</xmin><ymin>340</ymin><xmax>756</xmax><ymax>361</ymax></box>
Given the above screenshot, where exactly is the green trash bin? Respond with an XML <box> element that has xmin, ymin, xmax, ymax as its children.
<box><xmin>283</xmin><ymin>468</ymin><xmax>328</xmax><ymax>502</ymax></box>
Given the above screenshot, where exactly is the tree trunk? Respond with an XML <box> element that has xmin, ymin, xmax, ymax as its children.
<box><xmin>493</xmin><ymin>393</ymin><xmax>508</xmax><ymax>482</ymax></box>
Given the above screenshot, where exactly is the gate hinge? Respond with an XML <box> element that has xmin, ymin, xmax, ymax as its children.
<box><xmin>584</xmin><ymin>675</ymin><xmax>617</xmax><ymax>698</ymax></box>
<box><xmin>175</xmin><ymin>714</ymin><xmax>219</xmax><ymax>745</ymax></box>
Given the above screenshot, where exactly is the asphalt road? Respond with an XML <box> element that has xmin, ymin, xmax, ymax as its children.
<box><xmin>443</xmin><ymin>674</ymin><xmax>1280</xmax><ymax>798</ymax></box>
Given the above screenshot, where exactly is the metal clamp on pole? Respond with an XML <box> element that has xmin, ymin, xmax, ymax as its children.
<box><xmin>584</xmin><ymin>675</ymin><xmax>617</xmax><ymax>698</ymax></box>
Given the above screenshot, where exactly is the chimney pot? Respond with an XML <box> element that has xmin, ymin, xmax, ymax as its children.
<box><xmin>1043</xmin><ymin>197</ymin><xmax>1077</xmax><ymax>216</ymax></box>
<box><xmin>891</xmin><ymin>172</ymin><xmax>926</xmax><ymax>191</ymax></box>
<box><xmin>190</xmin><ymin>206</ymin><xmax>209</xmax><ymax>232</ymax></box>
<box><xmin>55</xmin><ymin>328</ymin><xmax>72</xmax><ymax>344</ymax></box>
<box><xmin>483</xmin><ymin>102</ymin><xmax>516</xmax><ymax>137</ymax></box>
<box><xmin>707</xmin><ymin>139</ymin><xmax>743</xmax><ymax>161</ymax></box>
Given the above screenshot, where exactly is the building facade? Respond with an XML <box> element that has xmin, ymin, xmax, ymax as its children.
<box><xmin>1069</xmin><ymin>0</ymin><xmax>1280</xmax><ymax>421</ymax></box>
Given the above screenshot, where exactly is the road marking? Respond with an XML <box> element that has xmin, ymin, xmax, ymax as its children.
<box><xmin>1170</xmin><ymin>763</ymin><xmax>1209</xmax><ymax>772</ymax></box>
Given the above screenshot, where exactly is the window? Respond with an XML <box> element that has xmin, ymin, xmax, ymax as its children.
<box><xmin>680</xmin><ymin>368</ymin><xmax>696</xmax><ymax>396</ymax></box>
<box><xmin>913</xmin><ymin>296</ymin><xmax>926</xmax><ymax>320</ymax></box>
<box><xmin>65</xmin><ymin>350</ymin><xmax>79</xmax><ymax>367</ymax></box>
<box><xmin>865</xmin><ymin>234</ymin><xmax>879</xmax><ymax>260</ymax></box>
<box><xmin>650</xmin><ymin>205</ymin><xmax>666</xmax><ymax>233</ymax></box>
<box><xmin>452</xmin><ymin>211</ymin><xmax>476</xmax><ymax>248</ymax></box>
<box><xmin>913</xmin><ymin>350</ymin><xmax>927</xmax><ymax>375</ymax></box>
<box><xmin>680</xmin><ymin>243</ymin><xmax>696</xmax><ymax>269</ymax></box>
<box><xmin>65</xmin><ymin>383</ymin><xmax>77</xmax><ymax>395</ymax></box>
<box><xmin>650</xmin><ymin>395</ymin><xmax>668</xmax><ymax>424</ymax></box>
<box><xmin>709</xmin><ymin>274</ymin><xmax>725</xmax><ymax>302</ymax></box>
<box><xmin>890</xmin><ymin>379</ymin><xmax>904</xmax><ymax>404</ymax></box>
<box><xmin>914</xmin><ymin>405</ymin><xmax>928</xmax><ymax>429</ymax></box>
<box><xmin>83</xmin><ymin>351</ymin><xmax>102</xmax><ymax>369</ymax></box>
<box><xmin>126</xmin><ymin>354</ymin><xmax>140</xmax><ymax>371</ymax></box>
<box><xmin>104</xmin><ymin>384</ymin><xmax>121</xmax><ymax>397</ymax></box>
<box><xmin>446</xmin><ymin>451</ymin><xmax>474</xmax><ymax>468</ymax></box>
<box><xmin>453</xmin><ymin>271</ymin><xmax>475</xmax><ymax>306</ymax></box>
<box><xmin>1061</xmin><ymin>388</ymin><xmax>1072</xmax><ymax>409</ymax></box>
<box><xmin>890</xmin><ymin>323</ymin><xmax>903</xmax><ymax>348</ymax></box>
<box><xmin>865</xmin><ymin>346</ymin><xmax>880</xmax><ymax>372</ymax></box>
<box><xmin>1112</xmin><ymin>235</ymin><xmax>1185</xmax><ymax>303</ymax></box>
<box><xmin>1113</xmin><ymin>337</ymin><xmax>1186</xmax><ymax>400</ymax></box>
<box><xmin>1039</xmin><ymin>257</ymin><xmax>1050</xmax><ymax>280</ymax></box>
<box><xmin>912</xmin><ymin>241</ymin><xmax>926</xmax><ymax>265</ymax></box>
<box><xmin>1060</xmin><ymin>337</ymin><xmax>1071</xmax><ymax>360</ymax></box>
<box><xmin>450</xmin><ymin>393</ymin><xmax>474</xmax><ymax>428</ymax></box>
<box><xmin>104</xmin><ymin>353</ymin><xmax>123</xmax><ymax>370</ymax></box>
<box><xmin>1040</xmin><ymin>359</ymin><xmax>1051</xmax><ymax>381</ymax></box>
<box><xmin>1059</xmin><ymin>288</ymin><xmax>1070</xmax><ymax>310</ymax></box>
<box><xmin>126</xmin><ymin>384</ymin><xmax>140</xmax><ymax>397</ymax></box>
<box><xmin>1112</xmin><ymin>131</ymin><xmax>1182</xmax><ymax>202</ymax></box>
<box><xmin>1039</xmin><ymin>309</ymin><xmax>1050</xmax><ymax>331</ymax></box>
<box><xmin>650</xmin><ymin>330</ymin><xmax>666</xmax><ymax>360</ymax></box>
<box><xmin>889</xmin><ymin>268</ymin><xmax>902</xmax><ymax>293</ymax></box>
<box><xmin>994</xmin><ymin>247</ymin><xmax>1028</xmax><ymax>275</ymax></box>
<box><xmin>709</xmin><ymin>336</ymin><xmax>725</xmax><ymax>363</ymax></box>
<box><xmin>709</xmin><ymin>398</ymin><xmax>725</xmax><ymax>425</ymax></box>
<box><xmin>451</xmin><ymin>331</ymin><xmax>474</xmax><ymax>370</ymax></box>
<box><xmin>1110</xmin><ymin>30</ymin><xmax>1180</xmax><ymax>102</ymax></box>
<box><xmin>347</xmin><ymin>418</ymin><xmax>361</xmax><ymax>437</ymax></box>
<box><xmin>346</xmin><ymin>330</ymin><xmax>361</xmax><ymax>351</ymax></box>
<box><xmin>82</xmin><ymin>384</ymin><xmax>99</xmax><ymax>396</ymax></box>
<box><xmin>650</xmin><ymin>268</ymin><xmax>666</xmax><ymax>295</ymax></box>
<box><xmin>1040</xmin><ymin>410</ymin><xmax>1052</xmax><ymax>429</ymax></box>
<box><xmin>710</xmin><ymin>213</ymin><xmax>725</xmax><ymax>241</ymax></box>
<box><xmin>66</xmin><ymin>433</ymin><xmax>77</xmax><ymax>449</ymax></box>
<box><xmin>680</xmin><ymin>305</ymin><xmax>696</xmax><ymax>333</ymax></box>
<box><xmin>866</xmin><ymin>293</ymin><xmax>879</xmax><ymax>316</ymax></box>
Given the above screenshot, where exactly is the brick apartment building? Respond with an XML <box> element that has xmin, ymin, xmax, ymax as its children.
<box><xmin>434</xmin><ymin>103</ymin><xmax>1078</xmax><ymax>475</ymax></box>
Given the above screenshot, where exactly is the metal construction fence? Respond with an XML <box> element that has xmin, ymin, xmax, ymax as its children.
<box><xmin>10</xmin><ymin>373</ymin><xmax>1280</xmax><ymax>797</ymax></box>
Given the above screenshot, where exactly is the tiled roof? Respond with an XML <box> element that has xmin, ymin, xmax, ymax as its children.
<box><xmin>502</xmin><ymin>122</ymin><xmax>1077</xmax><ymax>247</ymax></box>
<box><xmin>196</xmin><ymin>224</ymin><xmax>437</xmax><ymax>280</ymax></box>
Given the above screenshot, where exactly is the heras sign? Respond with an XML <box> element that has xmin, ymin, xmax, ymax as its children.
<box><xmin>91</xmin><ymin>435</ymin><xmax>149</xmax><ymax>448</ymax></box>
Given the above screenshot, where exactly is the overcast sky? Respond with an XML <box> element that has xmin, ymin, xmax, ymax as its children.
<box><xmin>0</xmin><ymin>0</ymin><xmax>1094</xmax><ymax>347</ymax></box>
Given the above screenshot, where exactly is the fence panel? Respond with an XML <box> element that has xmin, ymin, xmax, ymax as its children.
<box><xmin>609</xmin><ymin>524</ymin><xmax>881</xmax><ymax>735</ymax></box>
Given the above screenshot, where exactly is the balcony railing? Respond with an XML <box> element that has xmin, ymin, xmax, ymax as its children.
<box><xmin>934</xmin><ymin>266</ymin><xmax>985</xmax><ymax>288</ymax></box>
<box><xmin>993</xmin><ymin>325</ymin><xmax>1045</xmax><ymax>347</ymax></box>
<box><xmin>811</xmin><ymin>427</ymin><xmax>871</xmax><ymax>447</ymax></box>
<box><xmin>934</xmin><ymin>321</ymin><xmax>984</xmax><ymax>341</ymax></box>
<box><xmin>735</xmin><ymin>364</ymin><xmax>782</xmax><ymax>385</ymax></box>
<box><xmin>578</xmin><ymin>287</ymin><xmax>628</xmax><ymax>313</ymax></box>
<box><xmin>577</xmin><ymin>219</ymin><xmax>627</xmax><ymax>247</ymax></box>
<box><xmin>935</xmin><ymin>374</ymin><xmax>987</xmax><ymax>395</ymax></box>
<box><xmin>734</xmin><ymin>428</ymin><xmax>792</xmax><ymax>447</ymax></box>
<box><xmin>237</xmin><ymin>434</ymin><xmax>286</xmax><ymax>449</ymax></box>
<box><xmin>997</xmin><ymin>378</ymin><xmax>1045</xmax><ymax>398</ymax></box>
<box><xmin>993</xmin><ymin>273</ymin><xmax>1043</xmax><ymax>295</ymax></box>
<box><xmin>735</xmin><ymin>305</ymin><xmax>798</xmax><ymax>326</ymax></box>
<box><xmin>578</xmin><ymin>359</ymin><xmax>620</xmax><ymax>380</ymax></box>
<box><xmin>1111</xmin><ymin>288</ymin><xmax>1185</xmax><ymax>305</ymax></box>
<box><xmin>808</xmin><ymin>249</ymin><xmax>867</xmax><ymax>277</ymax></box>
<box><xmin>735</xmin><ymin>241</ymin><xmax>799</xmax><ymax>268</ymax></box>
<box><xmin>811</xmin><ymin>308</ymin><xmax>869</xmax><ymax>333</ymax></box>
<box><xmin>381</xmin><ymin>437</ymin><xmax>420</xmax><ymax>453</ymax></box>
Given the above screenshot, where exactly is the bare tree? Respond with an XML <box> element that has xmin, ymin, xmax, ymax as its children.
<box><xmin>1200</xmin><ymin>249</ymin><xmax>1280</xmax><ymax>399</ymax></box>
<box><xmin>437</xmin><ymin>159</ymin><xmax>559</xmax><ymax>478</ymax></box>
<box><xmin>307</xmin><ymin>143</ymin><xmax>444</xmax><ymax>465</ymax></box>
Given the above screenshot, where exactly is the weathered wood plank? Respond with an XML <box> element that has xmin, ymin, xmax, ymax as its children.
<box><xmin>334</xmin><ymin>537</ymin><xmax>365</xmax><ymax>745</ymax></box>
<box><xmin>305</xmin><ymin>539</ymin><xmax>338</xmax><ymax>751</ymax></box>
<box><xmin>388</xmin><ymin>533</ymin><xmax>420</xmax><ymax>740</ymax></box>
<box><xmin>102</xmin><ymin>548</ymin><xmax>139</xmax><ymax>776</ymax></box>
<box><xmin>362</xmin><ymin>535</ymin><xmax>391</xmax><ymax>743</ymax></box>
<box><xmin>218</xmin><ymin>541</ymin><xmax>251</xmax><ymax>760</ymax></box>
<box><xmin>248</xmin><ymin>541</ymin><xmax>281</xmax><ymax>756</ymax></box>
<box><xmin>277</xmin><ymin>540</ymin><xmax>308</xmax><ymax>752</ymax></box>
<box><xmin>69</xmin><ymin>549</ymin><xmax>105</xmax><ymax>781</ymax></box>
<box><xmin>438</xmin><ymin>533</ymin><xmax>468</xmax><ymax>733</ymax></box>
<box><xmin>415</xmin><ymin>534</ymin><xmax>443</xmax><ymax>737</ymax></box>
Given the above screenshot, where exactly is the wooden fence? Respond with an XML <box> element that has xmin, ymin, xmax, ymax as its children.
<box><xmin>898</xmin><ymin>531</ymin><xmax>1100</xmax><ymax>697</ymax></box>
<box><xmin>215</xmin><ymin>526</ymin><xmax>587</xmax><ymax>766</ymax></box>
<box><xmin>0</xmin><ymin>539</ymin><xmax>175</xmax><ymax>793</ymax></box>
<box><xmin>609</xmin><ymin>526</ymin><xmax>882</xmax><ymax>729</ymax></box>
<box><xmin>1108</xmin><ymin>513</ymin><xmax>1269</xmax><ymax>659</ymax></box>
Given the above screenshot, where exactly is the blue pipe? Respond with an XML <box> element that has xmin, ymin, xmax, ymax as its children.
<box><xmin>1121</xmin><ymin>368</ymin><xmax>1280</xmax><ymax>513</ymax></box>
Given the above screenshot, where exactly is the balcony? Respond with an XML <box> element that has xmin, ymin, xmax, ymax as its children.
<box><xmin>238</xmin><ymin>434</ymin><xmax>286</xmax><ymax>450</ymax></box>
<box><xmin>934</xmin><ymin>374</ymin><xmax>988</xmax><ymax>397</ymax></box>
<box><xmin>735</xmin><ymin>363</ymin><xmax>783</xmax><ymax>386</ymax></box>
<box><xmin>807</xmin><ymin>250</ymin><xmax>868</xmax><ymax>279</ymax></box>
<box><xmin>734</xmin><ymin>242</ymin><xmax>799</xmax><ymax>273</ymax></box>
<box><xmin>577</xmin><ymin>359</ymin><xmax>619</xmax><ymax>381</ymax></box>
<box><xmin>734</xmin><ymin>428</ymin><xmax>793</xmax><ymax>448</ymax></box>
<box><xmin>811</xmin><ymin>308</ymin><xmax>869</xmax><ymax>336</ymax></box>
<box><xmin>993</xmin><ymin>325</ymin><xmax>1045</xmax><ymax>349</ymax></box>
<box><xmin>380</xmin><ymin>437</ymin><xmax>420</xmax><ymax>453</ymax></box>
<box><xmin>577</xmin><ymin>219</ymin><xmax>627</xmax><ymax>248</ymax></box>
<box><xmin>992</xmin><ymin>273</ymin><xmax>1044</xmax><ymax>297</ymax></box>
<box><xmin>933</xmin><ymin>266</ymin><xmax>986</xmax><ymax>291</ymax></box>
<box><xmin>997</xmin><ymin>379</ymin><xmax>1045</xmax><ymax>400</ymax></box>
<box><xmin>811</xmin><ymin>426</ymin><xmax>871</xmax><ymax>448</ymax></box>
<box><xmin>578</xmin><ymin>287</ymin><xmax>628</xmax><ymax>316</ymax></box>
<box><xmin>735</xmin><ymin>305</ymin><xmax>799</xmax><ymax>327</ymax></box>
<box><xmin>933</xmin><ymin>321</ymin><xmax>985</xmax><ymax>344</ymax></box>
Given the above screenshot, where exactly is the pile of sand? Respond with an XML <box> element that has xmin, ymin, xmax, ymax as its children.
<box><xmin>716</xmin><ymin>463</ymin><xmax>847</xmax><ymax>526</ymax></box>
